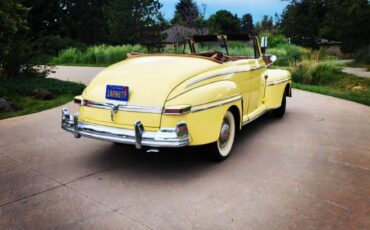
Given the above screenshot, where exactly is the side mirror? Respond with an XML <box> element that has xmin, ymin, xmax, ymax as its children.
<box><xmin>263</xmin><ymin>55</ymin><xmax>277</xmax><ymax>66</ymax></box>
<box><xmin>270</xmin><ymin>55</ymin><xmax>277</xmax><ymax>63</ymax></box>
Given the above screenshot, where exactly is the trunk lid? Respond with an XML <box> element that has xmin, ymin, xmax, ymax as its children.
<box><xmin>80</xmin><ymin>55</ymin><xmax>220</xmax><ymax>128</ymax></box>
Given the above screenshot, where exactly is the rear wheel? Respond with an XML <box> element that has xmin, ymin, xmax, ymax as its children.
<box><xmin>273</xmin><ymin>90</ymin><xmax>286</xmax><ymax>118</ymax></box>
<box><xmin>208</xmin><ymin>111</ymin><xmax>236</xmax><ymax>161</ymax></box>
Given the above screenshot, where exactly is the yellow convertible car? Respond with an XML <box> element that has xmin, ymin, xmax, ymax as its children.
<box><xmin>62</xmin><ymin>34</ymin><xmax>291</xmax><ymax>160</ymax></box>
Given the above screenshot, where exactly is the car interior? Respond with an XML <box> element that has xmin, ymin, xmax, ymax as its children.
<box><xmin>189</xmin><ymin>34</ymin><xmax>260</xmax><ymax>63</ymax></box>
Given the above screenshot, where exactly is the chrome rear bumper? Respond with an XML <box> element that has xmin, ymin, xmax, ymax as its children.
<box><xmin>61</xmin><ymin>108</ymin><xmax>190</xmax><ymax>148</ymax></box>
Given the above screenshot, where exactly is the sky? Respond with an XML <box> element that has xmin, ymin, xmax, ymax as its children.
<box><xmin>159</xmin><ymin>0</ymin><xmax>290</xmax><ymax>22</ymax></box>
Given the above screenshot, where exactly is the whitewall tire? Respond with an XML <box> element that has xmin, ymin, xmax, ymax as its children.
<box><xmin>208</xmin><ymin>110</ymin><xmax>236</xmax><ymax>161</ymax></box>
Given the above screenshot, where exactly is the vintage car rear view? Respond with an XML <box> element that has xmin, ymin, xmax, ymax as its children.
<box><xmin>62</xmin><ymin>34</ymin><xmax>292</xmax><ymax>160</ymax></box>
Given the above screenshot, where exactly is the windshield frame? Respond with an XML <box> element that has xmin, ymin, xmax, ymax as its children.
<box><xmin>186</xmin><ymin>34</ymin><xmax>261</xmax><ymax>59</ymax></box>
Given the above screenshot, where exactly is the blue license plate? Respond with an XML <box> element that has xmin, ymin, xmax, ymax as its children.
<box><xmin>105</xmin><ymin>85</ymin><xmax>129</xmax><ymax>102</ymax></box>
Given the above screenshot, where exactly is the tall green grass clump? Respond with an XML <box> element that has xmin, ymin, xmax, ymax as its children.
<box><xmin>52</xmin><ymin>44</ymin><xmax>147</xmax><ymax>66</ymax></box>
<box><xmin>292</xmin><ymin>61</ymin><xmax>342</xmax><ymax>85</ymax></box>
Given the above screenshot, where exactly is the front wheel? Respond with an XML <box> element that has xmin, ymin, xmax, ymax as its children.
<box><xmin>208</xmin><ymin>111</ymin><xmax>236</xmax><ymax>161</ymax></box>
<box><xmin>273</xmin><ymin>90</ymin><xmax>286</xmax><ymax>118</ymax></box>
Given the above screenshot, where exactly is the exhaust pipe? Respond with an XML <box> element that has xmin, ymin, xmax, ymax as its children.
<box><xmin>147</xmin><ymin>149</ymin><xmax>160</xmax><ymax>153</ymax></box>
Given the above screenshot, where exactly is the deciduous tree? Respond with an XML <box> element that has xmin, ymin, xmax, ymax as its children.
<box><xmin>0</xmin><ymin>0</ymin><xmax>44</xmax><ymax>77</ymax></box>
<box><xmin>241</xmin><ymin>13</ymin><xmax>255</xmax><ymax>35</ymax></box>
<box><xmin>106</xmin><ymin>0</ymin><xmax>167</xmax><ymax>51</ymax></box>
<box><xmin>321</xmin><ymin>0</ymin><xmax>370</xmax><ymax>52</ymax></box>
<box><xmin>208</xmin><ymin>10</ymin><xmax>241</xmax><ymax>34</ymax></box>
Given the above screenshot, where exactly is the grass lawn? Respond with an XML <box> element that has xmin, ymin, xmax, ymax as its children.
<box><xmin>293</xmin><ymin>74</ymin><xmax>370</xmax><ymax>106</ymax></box>
<box><xmin>0</xmin><ymin>77</ymin><xmax>85</xmax><ymax>120</ymax></box>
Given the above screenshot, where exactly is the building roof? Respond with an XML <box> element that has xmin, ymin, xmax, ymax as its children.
<box><xmin>316</xmin><ymin>38</ymin><xmax>342</xmax><ymax>46</ymax></box>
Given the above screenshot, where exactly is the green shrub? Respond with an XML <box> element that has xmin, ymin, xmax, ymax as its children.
<box><xmin>0</xmin><ymin>77</ymin><xmax>85</xmax><ymax>97</ymax></box>
<box><xmin>163</xmin><ymin>48</ymin><xmax>185</xmax><ymax>54</ymax></box>
<box><xmin>259</xmin><ymin>33</ymin><xmax>289</xmax><ymax>48</ymax></box>
<box><xmin>354</xmin><ymin>46</ymin><xmax>370</xmax><ymax>64</ymax></box>
<box><xmin>317</xmin><ymin>47</ymin><xmax>340</xmax><ymax>60</ymax></box>
<box><xmin>35</xmin><ymin>35</ymin><xmax>81</xmax><ymax>56</ymax></box>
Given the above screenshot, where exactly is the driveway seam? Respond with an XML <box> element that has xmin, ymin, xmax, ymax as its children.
<box><xmin>0</xmin><ymin>185</ymin><xmax>64</xmax><ymax>208</ymax></box>
<box><xmin>62</xmin><ymin>160</ymin><xmax>138</xmax><ymax>185</ymax></box>
<box><xmin>2</xmin><ymin>155</ymin><xmax>65</xmax><ymax>184</ymax></box>
<box><xmin>0</xmin><ymin>154</ymin><xmax>123</xmax><ymax>207</ymax></box>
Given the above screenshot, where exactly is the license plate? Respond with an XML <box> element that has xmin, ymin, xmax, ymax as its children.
<box><xmin>105</xmin><ymin>85</ymin><xmax>129</xmax><ymax>102</ymax></box>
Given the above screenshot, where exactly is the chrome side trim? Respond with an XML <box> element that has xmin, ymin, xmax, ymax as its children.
<box><xmin>267</xmin><ymin>78</ymin><xmax>291</xmax><ymax>87</ymax></box>
<box><xmin>186</xmin><ymin>66</ymin><xmax>265</xmax><ymax>88</ymax></box>
<box><xmin>242</xmin><ymin>110</ymin><xmax>267</xmax><ymax>126</ymax></box>
<box><xmin>192</xmin><ymin>94</ymin><xmax>241</xmax><ymax>108</ymax></box>
<box><xmin>191</xmin><ymin>95</ymin><xmax>242</xmax><ymax>113</ymax></box>
<box><xmin>84</xmin><ymin>100</ymin><xmax>163</xmax><ymax>114</ymax></box>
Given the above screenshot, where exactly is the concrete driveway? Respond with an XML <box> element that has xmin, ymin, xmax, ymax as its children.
<box><xmin>0</xmin><ymin>66</ymin><xmax>370</xmax><ymax>229</ymax></box>
<box><xmin>342</xmin><ymin>67</ymin><xmax>370</xmax><ymax>78</ymax></box>
<box><xmin>50</xmin><ymin>66</ymin><xmax>105</xmax><ymax>85</ymax></box>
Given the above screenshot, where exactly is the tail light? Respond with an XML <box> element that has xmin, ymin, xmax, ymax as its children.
<box><xmin>74</xmin><ymin>98</ymin><xmax>82</xmax><ymax>105</ymax></box>
<box><xmin>164</xmin><ymin>106</ymin><xmax>191</xmax><ymax>115</ymax></box>
<box><xmin>74</xmin><ymin>97</ymin><xmax>85</xmax><ymax>106</ymax></box>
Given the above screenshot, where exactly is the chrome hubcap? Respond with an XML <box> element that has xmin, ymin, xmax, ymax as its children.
<box><xmin>219</xmin><ymin>119</ymin><xmax>230</xmax><ymax>148</ymax></box>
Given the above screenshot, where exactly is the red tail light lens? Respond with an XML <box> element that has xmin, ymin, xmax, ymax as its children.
<box><xmin>74</xmin><ymin>98</ymin><xmax>82</xmax><ymax>105</ymax></box>
<box><xmin>74</xmin><ymin>98</ymin><xmax>86</xmax><ymax>106</ymax></box>
<box><xmin>164</xmin><ymin>106</ymin><xmax>191</xmax><ymax>115</ymax></box>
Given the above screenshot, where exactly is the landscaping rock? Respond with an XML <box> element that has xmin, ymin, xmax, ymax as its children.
<box><xmin>352</xmin><ymin>85</ymin><xmax>366</xmax><ymax>91</ymax></box>
<box><xmin>0</xmin><ymin>97</ymin><xmax>19</xmax><ymax>112</ymax></box>
<box><xmin>32</xmin><ymin>88</ymin><xmax>54</xmax><ymax>100</ymax></box>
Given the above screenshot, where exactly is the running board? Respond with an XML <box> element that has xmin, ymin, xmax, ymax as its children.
<box><xmin>242</xmin><ymin>110</ymin><xmax>267</xmax><ymax>126</ymax></box>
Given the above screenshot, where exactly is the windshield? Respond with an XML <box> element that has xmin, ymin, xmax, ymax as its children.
<box><xmin>188</xmin><ymin>35</ymin><xmax>260</xmax><ymax>59</ymax></box>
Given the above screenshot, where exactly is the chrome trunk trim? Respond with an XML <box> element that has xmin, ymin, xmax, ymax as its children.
<box><xmin>83</xmin><ymin>100</ymin><xmax>163</xmax><ymax>114</ymax></box>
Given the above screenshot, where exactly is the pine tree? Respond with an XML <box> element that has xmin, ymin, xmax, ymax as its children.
<box><xmin>172</xmin><ymin>0</ymin><xmax>200</xmax><ymax>28</ymax></box>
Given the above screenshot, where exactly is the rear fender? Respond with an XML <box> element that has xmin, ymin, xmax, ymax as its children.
<box><xmin>161</xmin><ymin>81</ymin><xmax>243</xmax><ymax>145</ymax></box>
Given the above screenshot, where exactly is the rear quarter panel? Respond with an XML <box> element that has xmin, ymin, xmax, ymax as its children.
<box><xmin>162</xmin><ymin>80</ymin><xmax>243</xmax><ymax>145</ymax></box>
